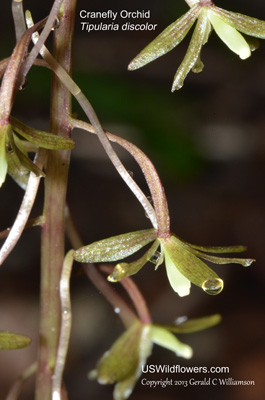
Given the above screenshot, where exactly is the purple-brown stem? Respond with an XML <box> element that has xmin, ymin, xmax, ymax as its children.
<box><xmin>35</xmin><ymin>1</ymin><xmax>76</xmax><ymax>399</ymax></box>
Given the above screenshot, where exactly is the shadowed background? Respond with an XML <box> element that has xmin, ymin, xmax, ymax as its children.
<box><xmin>0</xmin><ymin>1</ymin><xmax>265</xmax><ymax>399</ymax></box>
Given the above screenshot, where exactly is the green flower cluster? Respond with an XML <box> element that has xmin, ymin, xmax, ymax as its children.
<box><xmin>0</xmin><ymin>117</ymin><xmax>74</xmax><ymax>188</ymax></box>
<box><xmin>89</xmin><ymin>315</ymin><xmax>220</xmax><ymax>400</ymax></box>
<box><xmin>128</xmin><ymin>0</ymin><xmax>265</xmax><ymax>90</ymax></box>
<box><xmin>73</xmin><ymin>228</ymin><xmax>254</xmax><ymax>297</ymax></box>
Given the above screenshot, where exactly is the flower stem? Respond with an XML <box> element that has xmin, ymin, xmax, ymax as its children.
<box><xmin>100</xmin><ymin>264</ymin><xmax>152</xmax><ymax>324</ymax></box>
<box><xmin>12</xmin><ymin>0</ymin><xmax>27</xmax><ymax>42</ymax></box>
<box><xmin>71</xmin><ymin>119</ymin><xmax>171</xmax><ymax>236</ymax></box>
<box><xmin>0</xmin><ymin>19</ymin><xmax>46</xmax><ymax>126</ymax></box>
<box><xmin>5</xmin><ymin>362</ymin><xmax>37</xmax><ymax>400</ymax></box>
<box><xmin>35</xmin><ymin>1</ymin><xmax>76</xmax><ymax>399</ymax></box>
<box><xmin>0</xmin><ymin>150</ymin><xmax>45</xmax><ymax>266</ymax></box>
<box><xmin>52</xmin><ymin>250</ymin><xmax>74</xmax><ymax>400</ymax></box>
<box><xmin>25</xmin><ymin>12</ymin><xmax>158</xmax><ymax>229</ymax></box>
<box><xmin>65</xmin><ymin>206</ymin><xmax>138</xmax><ymax>329</ymax></box>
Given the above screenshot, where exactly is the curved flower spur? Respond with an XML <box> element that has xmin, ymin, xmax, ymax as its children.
<box><xmin>128</xmin><ymin>0</ymin><xmax>265</xmax><ymax>90</ymax></box>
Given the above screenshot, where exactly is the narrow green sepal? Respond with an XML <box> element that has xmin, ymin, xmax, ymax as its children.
<box><xmin>128</xmin><ymin>5</ymin><xmax>200</xmax><ymax>71</ymax></box>
<box><xmin>0</xmin><ymin>330</ymin><xmax>31</xmax><ymax>350</ymax></box>
<box><xmin>159</xmin><ymin>314</ymin><xmax>222</xmax><ymax>334</ymax></box>
<box><xmin>7</xmin><ymin>129</ymin><xmax>45</xmax><ymax>178</ymax></box>
<box><xmin>187</xmin><ymin>243</ymin><xmax>248</xmax><ymax>254</ymax></box>
<box><xmin>73</xmin><ymin>228</ymin><xmax>157</xmax><ymax>263</ymax></box>
<box><xmin>190</xmin><ymin>250</ymin><xmax>255</xmax><ymax>267</ymax></box>
<box><xmin>173</xmin><ymin>235</ymin><xmax>254</xmax><ymax>266</ymax></box>
<box><xmin>11</xmin><ymin>117</ymin><xmax>75</xmax><ymax>150</ymax></box>
<box><xmin>172</xmin><ymin>10</ymin><xmax>209</xmax><ymax>91</ymax></box>
<box><xmin>7</xmin><ymin>148</ymin><xmax>30</xmax><ymax>189</ymax></box>
<box><xmin>108</xmin><ymin>240</ymin><xmax>160</xmax><ymax>282</ymax></box>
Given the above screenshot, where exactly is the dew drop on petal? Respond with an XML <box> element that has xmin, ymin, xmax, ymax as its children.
<box><xmin>51</xmin><ymin>17</ymin><xmax>60</xmax><ymax>30</ymax></box>
<box><xmin>149</xmin><ymin>251</ymin><xmax>161</xmax><ymax>265</ymax></box>
<box><xmin>243</xmin><ymin>259</ymin><xmax>254</xmax><ymax>267</ymax></box>
<box><xmin>114</xmin><ymin>307</ymin><xmax>120</xmax><ymax>314</ymax></box>
<box><xmin>202</xmin><ymin>278</ymin><xmax>224</xmax><ymax>295</ymax></box>
<box><xmin>19</xmin><ymin>78</ymin><xmax>28</xmax><ymax>90</ymax></box>
<box><xmin>175</xmin><ymin>316</ymin><xmax>188</xmax><ymax>325</ymax></box>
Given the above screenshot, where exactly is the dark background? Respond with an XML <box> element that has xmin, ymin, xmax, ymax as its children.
<box><xmin>0</xmin><ymin>1</ymin><xmax>265</xmax><ymax>399</ymax></box>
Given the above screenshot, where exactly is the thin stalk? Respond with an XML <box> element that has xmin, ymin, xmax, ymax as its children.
<box><xmin>65</xmin><ymin>206</ymin><xmax>138</xmax><ymax>328</ymax></box>
<box><xmin>0</xmin><ymin>58</ymin><xmax>50</xmax><ymax>81</ymax></box>
<box><xmin>52</xmin><ymin>250</ymin><xmax>74</xmax><ymax>400</ymax></box>
<box><xmin>12</xmin><ymin>0</ymin><xmax>26</xmax><ymax>42</ymax></box>
<box><xmin>100</xmin><ymin>264</ymin><xmax>152</xmax><ymax>324</ymax></box>
<box><xmin>0</xmin><ymin>150</ymin><xmax>45</xmax><ymax>266</ymax></box>
<box><xmin>35</xmin><ymin>1</ymin><xmax>76</xmax><ymax>399</ymax></box>
<box><xmin>0</xmin><ymin>19</ymin><xmax>46</xmax><ymax>125</ymax></box>
<box><xmin>5</xmin><ymin>362</ymin><xmax>37</xmax><ymax>400</ymax></box>
<box><xmin>0</xmin><ymin>216</ymin><xmax>44</xmax><ymax>241</ymax></box>
<box><xmin>70</xmin><ymin>119</ymin><xmax>171</xmax><ymax>236</ymax></box>
<box><xmin>18</xmin><ymin>0</ymin><xmax>64</xmax><ymax>83</ymax></box>
<box><xmin>25</xmin><ymin>12</ymin><xmax>158</xmax><ymax>230</ymax></box>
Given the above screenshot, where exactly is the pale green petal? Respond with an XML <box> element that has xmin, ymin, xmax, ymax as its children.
<box><xmin>150</xmin><ymin>325</ymin><xmax>193</xmax><ymax>359</ymax></box>
<box><xmin>164</xmin><ymin>249</ymin><xmax>191</xmax><ymax>296</ymax></box>
<box><xmin>0</xmin><ymin>128</ymin><xmax>7</xmax><ymax>187</ymax></box>
<box><xmin>207</xmin><ymin>10</ymin><xmax>251</xmax><ymax>59</ymax></box>
<box><xmin>213</xmin><ymin>7</ymin><xmax>265</xmax><ymax>39</ymax></box>
<box><xmin>128</xmin><ymin>4</ymin><xmax>200</xmax><ymax>70</ymax></box>
<box><xmin>160</xmin><ymin>236</ymin><xmax>224</xmax><ymax>295</ymax></box>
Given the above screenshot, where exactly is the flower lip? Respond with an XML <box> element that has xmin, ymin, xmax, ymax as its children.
<box><xmin>207</xmin><ymin>10</ymin><xmax>251</xmax><ymax>60</ymax></box>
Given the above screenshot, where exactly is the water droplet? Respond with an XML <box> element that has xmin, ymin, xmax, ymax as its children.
<box><xmin>51</xmin><ymin>17</ymin><xmax>60</xmax><ymax>30</ymax></box>
<box><xmin>175</xmin><ymin>316</ymin><xmax>188</xmax><ymax>325</ymax></box>
<box><xmin>202</xmin><ymin>278</ymin><xmax>224</xmax><ymax>295</ymax></box>
<box><xmin>146</xmin><ymin>196</ymin><xmax>154</xmax><ymax>206</ymax></box>
<box><xmin>114</xmin><ymin>307</ymin><xmax>120</xmax><ymax>314</ymax></box>
<box><xmin>63</xmin><ymin>310</ymin><xmax>68</xmax><ymax>315</ymax></box>
<box><xmin>243</xmin><ymin>259</ymin><xmax>254</xmax><ymax>267</ymax></box>
<box><xmin>149</xmin><ymin>251</ymin><xmax>161</xmax><ymax>265</ymax></box>
<box><xmin>6</xmin><ymin>142</ymin><xmax>13</xmax><ymax>154</ymax></box>
<box><xmin>19</xmin><ymin>78</ymin><xmax>28</xmax><ymax>90</ymax></box>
